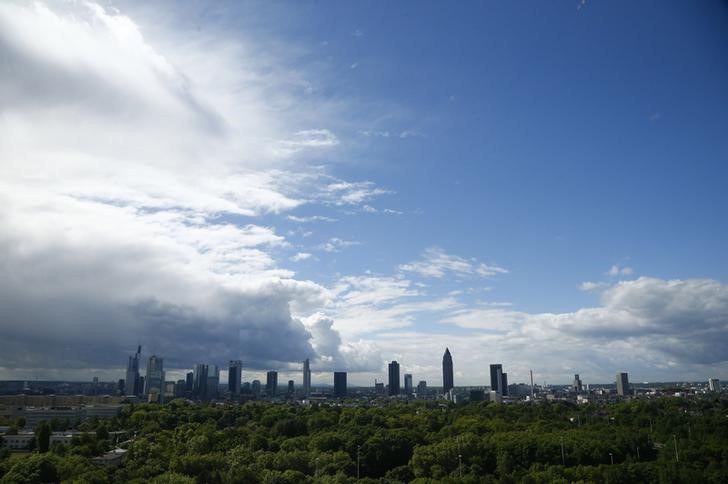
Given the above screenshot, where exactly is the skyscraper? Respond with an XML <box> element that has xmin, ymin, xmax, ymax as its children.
<box><xmin>124</xmin><ymin>345</ymin><xmax>141</xmax><ymax>396</ymax></box>
<box><xmin>193</xmin><ymin>363</ymin><xmax>208</xmax><ymax>400</ymax></box>
<box><xmin>207</xmin><ymin>365</ymin><xmax>219</xmax><ymax>400</ymax></box>
<box><xmin>573</xmin><ymin>374</ymin><xmax>583</xmax><ymax>392</ymax></box>
<box><xmin>616</xmin><ymin>372</ymin><xmax>629</xmax><ymax>396</ymax></box>
<box><xmin>185</xmin><ymin>372</ymin><xmax>193</xmax><ymax>393</ymax></box>
<box><xmin>708</xmin><ymin>378</ymin><xmax>721</xmax><ymax>393</ymax></box>
<box><xmin>287</xmin><ymin>380</ymin><xmax>294</xmax><ymax>395</ymax></box>
<box><xmin>266</xmin><ymin>371</ymin><xmax>278</xmax><ymax>397</ymax></box>
<box><xmin>334</xmin><ymin>372</ymin><xmax>347</xmax><ymax>398</ymax></box>
<box><xmin>251</xmin><ymin>379</ymin><xmax>261</xmax><ymax>397</ymax></box>
<box><xmin>417</xmin><ymin>380</ymin><xmax>427</xmax><ymax>396</ymax></box>
<box><xmin>303</xmin><ymin>359</ymin><xmax>311</xmax><ymax>396</ymax></box>
<box><xmin>228</xmin><ymin>360</ymin><xmax>242</xmax><ymax>395</ymax></box>
<box><xmin>388</xmin><ymin>361</ymin><xmax>400</xmax><ymax>396</ymax></box>
<box><xmin>490</xmin><ymin>364</ymin><xmax>503</xmax><ymax>395</ymax></box>
<box><xmin>144</xmin><ymin>355</ymin><xmax>165</xmax><ymax>401</ymax></box>
<box><xmin>404</xmin><ymin>374</ymin><xmax>413</xmax><ymax>395</ymax></box>
<box><xmin>501</xmin><ymin>372</ymin><xmax>509</xmax><ymax>397</ymax></box>
<box><xmin>442</xmin><ymin>348</ymin><xmax>454</xmax><ymax>395</ymax></box>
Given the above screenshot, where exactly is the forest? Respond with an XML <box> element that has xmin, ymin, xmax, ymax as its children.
<box><xmin>1</xmin><ymin>397</ymin><xmax>728</xmax><ymax>483</ymax></box>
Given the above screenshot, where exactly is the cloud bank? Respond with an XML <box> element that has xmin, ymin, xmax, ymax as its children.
<box><xmin>0</xmin><ymin>0</ymin><xmax>380</xmax><ymax>376</ymax></box>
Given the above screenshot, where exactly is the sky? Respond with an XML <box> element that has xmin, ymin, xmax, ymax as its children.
<box><xmin>1</xmin><ymin>0</ymin><xmax>728</xmax><ymax>387</ymax></box>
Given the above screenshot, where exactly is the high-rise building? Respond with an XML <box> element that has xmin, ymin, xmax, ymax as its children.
<box><xmin>708</xmin><ymin>378</ymin><xmax>721</xmax><ymax>393</ymax></box>
<box><xmin>144</xmin><ymin>355</ymin><xmax>165</xmax><ymax>401</ymax></box>
<box><xmin>207</xmin><ymin>365</ymin><xmax>220</xmax><ymax>400</ymax></box>
<box><xmin>303</xmin><ymin>359</ymin><xmax>311</xmax><ymax>396</ymax></box>
<box><xmin>228</xmin><ymin>360</ymin><xmax>242</xmax><ymax>395</ymax></box>
<box><xmin>417</xmin><ymin>380</ymin><xmax>427</xmax><ymax>396</ymax></box>
<box><xmin>288</xmin><ymin>380</ymin><xmax>295</xmax><ymax>395</ymax></box>
<box><xmin>185</xmin><ymin>372</ymin><xmax>194</xmax><ymax>393</ymax></box>
<box><xmin>404</xmin><ymin>374</ymin><xmax>413</xmax><ymax>395</ymax></box>
<box><xmin>573</xmin><ymin>374</ymin><xmax>583</xmax><ymax>392</ymax></box>
<box><xmin>616</xmin><ymin>372</ymin><xmax>629</xmax><ymax>396</ymax></box>
<box><xmin>388</xmin><ymin>361</ymin><xmax>400</xmax><ymax>396</ymax></box>
<box><xmin>334</xmin><ymin>372</ymin><xmax>347</xmax><ymax>398</ymax></box>
<box><xmin>375</xmin><ymin>381</ymin><xmax>384</xmax><ymax>394</ymax></box>
<box><xmin>251</xmin><ymin>380</ymin><xmax>261</xmax><ymax>397</ymax></box>
<box><xmin>442</xmin><ymin>348</ymin><xmax>454</xmax><ymax>395</ymax></box>
<box><xmin>490</xmin><ymin>364</ymin><xmax>503</xmax><ymax>394</ymax></box>
<box><xmin>124</xmin><ymin>345</ymin><xmax>142</xmax><ymax>396</ymax></box>
<box><xmin>193</xmin><ymin>364</ymin><xmax>208</xmax><ymax>399</ymax></box>
<box><xmin>266</xmin><ymin>371</ymin><xmax>278</xmax><ymax>397</ymax></box>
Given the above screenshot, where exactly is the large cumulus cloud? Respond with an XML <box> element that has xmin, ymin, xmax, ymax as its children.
<box><xmin>0</xmin><ymin>0</ymin><xmax>372</xmax><ymax>377</ymax></box>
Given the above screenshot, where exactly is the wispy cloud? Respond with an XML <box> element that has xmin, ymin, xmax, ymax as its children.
<box><xmin>399</xmin><ymin>247</ymin><xmax>508</xmax><ymax>278</ymax></box>
<box><xmin>273</xmin><ymin>129</ymin><xmax>339</xmax><ymax>157</ymax></box>
<box><xmin>286</xmin><ymin>215</ymin><xmax>337</xmax><ymax>223</ymax></box>
<box><xmin>323</xmin><ymin>180</ymin><xmax>391</xmax><ymax>206</ymax></box>
<box><xmin>291</xmin><ymin>252</ymin><xmax>312</xmax><ymax>262</ymax></box>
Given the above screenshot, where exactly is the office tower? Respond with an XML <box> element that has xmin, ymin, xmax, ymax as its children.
<box><xmin>242</xmin><ymin>382</ymin><xmax>251</xmax><ymax>394</ymax></box>
<box><xmin>334</xmin><ymin>372</ymin><xmax>347</xmax><ymax>398</ymax></box>
<box><xmin>573</xmin><ymin>374</ymin><xmax>583</xmax><ymax>392</ymax></box>
<box><xmin>616</xmin><ymin>372</ymin><xmax>629</xmax><ymax>396</ymax></box>
<box><xmin>175</xmin><ymin>380</ymin><xmax>186</xmax><ymax>397</ymax></box>
<box><xmin>501</xmin><ymin>373</ymin><xmax>509</xmax><ymax>396</ymax></box>
<box><xmin>388</xmin><ymin>361</ymin><xmax>400</xmax><ymax>396</ymax></box>
<box><xmin>442</xmin><ymin>348</ymin><xmax>454</xmax><ymax>395</ymax></box>
<box><xmin>193</xmin><ymin>364</ymin><xmax>208</xmax><ymax>399</ymax></box>
<box><xmin>287</xmin><ymin>380</ymin><xmax>294</xmax><ymax>394</ymax></box>
<box><xmin>266</xmin><ymin>371</ymin><xmax>278</xmax><ymax>397</ymax></box>
<box><xmin>490</xmin><ymin>364</ymin><xmax>503</xmax><ymax>394</ymax></box>
<box><xmin>375</xmin><ymin>381</ymin><xmax>384</xmax><ymax>394</ymax></box>
<box><xmin>144</xmin><ymin>355</ymin><xmax>165</xmax><ymax>401</ymax></box>
<box><xmin>124</xmin><ymin>345</ymin><xmax>142</xmax><ymax>396</ymax></box>
<box><xmin>185</xmin><ymin>372</ymin><xmax>194</xmax><ymax>393</ymax></box>
<box><xmin>251</xmin><ymin>380</ymin><xmax>261</xmax><ymax>397</ymax></box>
<box><xmin>207</xmin><ymin>365</ymin><xmax>220</xmax><ymax>400</ymax></box>
<box><xmin>404</xmin><ymin>374</ymin><xmax>413</xmax><ymax>395</ymax></box>
<box><xmin>417</xmin><ymin>380</ymin><xmax>427</xmax><ymax>396</ymax></box>
<box><xmin>708</xmin><ymin>378</ymin><xmax>721</xmax><ymax>392</ymax></box>
<box><xmin>303</xmin><ymin>359</ymin><xmax>311</xmax><ymax>396</ymax></box>
<box><xmin>228</xmin><ymin>360</ymin><xmax>242</xmax><ymax>395</ymax></box>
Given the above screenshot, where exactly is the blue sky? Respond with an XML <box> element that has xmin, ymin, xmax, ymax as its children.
<box><xmin>1</xmin><ymin>0</ymin><xmax>728</xmax><ymax>385</ymax></box>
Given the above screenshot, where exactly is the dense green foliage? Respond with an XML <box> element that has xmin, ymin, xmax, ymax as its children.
<box><xmin>1</xmin><ymin>397</ymin><xmax>727</xmax><ymax>483</ymax></box>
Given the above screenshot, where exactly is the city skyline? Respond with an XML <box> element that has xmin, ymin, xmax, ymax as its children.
<box><xmin>1</xmin><ymin>1</ymin><xmax>728</xmax><ymax>385</ymax></box>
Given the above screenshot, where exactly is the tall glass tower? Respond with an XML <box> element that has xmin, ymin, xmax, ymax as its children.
<box><xmin>303</xmin><ymin>359</ymin><xmax>311</xmax><ymax>396</ymax></box>
<box><xmin>442</xmin><ymin>348</ymin><xmax>454</xmax><ymax>395</ymax></box>
<box><xmin>388</xmin><ymin>360</ymin><xmax>400</xmax><ymax>396</ymax></box>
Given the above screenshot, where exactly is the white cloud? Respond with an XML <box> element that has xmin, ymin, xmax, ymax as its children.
<box><xmin>607</xmin><ymin>264</ymin><xmax>634</xmax><ymax>277</ymax></box>
<box><xmin>436</xmin><ymin>277</ymin><xmax>728</xmax><ymax>381</ymax></box>
<box><xmin>399</xmin><ymin>247</ymin><xmax>508</xmax><ymax>278</ymax></box>
<box><xmin>318</xmin><ymin>237</ymin><xmax>361</xmax><ymax>253</ymax></box>
<box><xmin>580</xmin><ymin>281</ymin><xmax>607</xmax><ymax>292</ymax></box>
<box><xmin>291</xmin><ymin>252</ymin><xmax>312</xmax><ymax>262</ymax></box>
<box><xmin>273</xmin><ymin>129</ymin><xmax>339</xmax><ymax>157</ymax></box>
<box><xmin>0</xmin><ymin>1</ymin><xmax>366</xmax><ymax>375</ymax></box>
<box><xmin>286</xmin><ymin>215</ymin><xmax>337</xmax><ymax>223</ymax></box>
<box><xmin>323</xmin><ymin>180</ymin><xmax>391</xmax><ymax>206</ymax></box>
<box><xmin>358</xmin><ymin>130</ymin><xmax>391</xmax><ymax>138</ymax></box>
<box><xmin>399</xmin><ymin>130</ymin><xmax>424</xmax><ymax>138</ymax></box>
